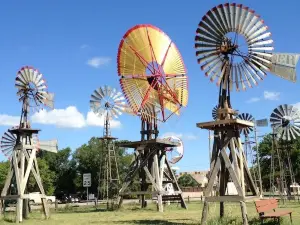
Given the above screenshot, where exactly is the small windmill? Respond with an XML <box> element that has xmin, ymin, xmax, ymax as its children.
<box><xmin>0</xmin><ymin>66</ymin><xmax>58</xmax><ymax>223</ymax></box>
<box><xmin>90</xmin><ymin>85</ymin><xmax>131</xmax><ymax>209</ymax></box>
<box><xmin>270</xmin><ymin>104</ymin><xmax>300</xmax><ymax>201</ymax></box>
<box><xmin>195</xmin><ymin>3</ymin><xmax>299</xmax><ymax>224</ymax></box>
<box><xmin>237</xmin><ymin>113</ymin><xmax>265</xmax><ymax>197</ymax></box>
<box><xmin>116</xmin><ymin>24</ymin><xmax>188</xmax><ymax>212</ymax></box>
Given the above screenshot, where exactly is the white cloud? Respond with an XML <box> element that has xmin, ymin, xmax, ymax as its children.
<box><xmin>87</xmin><ymin>57</ymin><xmax>111</xmax><ymax>68</ymax></box>
<box><xmin>264</xmin><ymin>91</ymin><xmax>280</xmax><ymax>101</ymax></box>
<box><xmin>31</xmin><ymin>106</ymin><xmax>86</xmax><ymax>128</ymax></box>
<box><xmin>0</xmin><ymin>114</ymin><xmax>19</xmax><ymax>126</ymax></box>
<box><xmin>293</xmin><ymin>102</ymin><xmax>300</xmax><ymax>111</ymax></box>
<box><xmin>86</xmin><ymin>111</ymin><xmax>121</xmax><ymax>128</ymax></box>
<box><xmin>246</xmin><ymin>97</ymin><xmax>260</xmax><ymax>103</ymax></box>
<box><xmin>161</xmin><ymin>132</ymin><xmax>199</xmax><ymax>141</ymax></box>
<box><xmin>80</xmin><ymin>44</ymin><xmax>89</xmax><ymax>49</ymax></box>
<box><xmin>184</xmin><ymin>133</ymin><xmax>199</xmax><ymax>140</ymax></box>
<box><xmin>0</xmin><ymin>107</ymin><xmax>122</xmax><ymax>129</ymax></box>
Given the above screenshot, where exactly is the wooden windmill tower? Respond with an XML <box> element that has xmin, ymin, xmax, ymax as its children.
<box><xmin>90</xmin><ymin>85</ymin><xmax>132</xmax><ymax>209</ymax></box>
<box><xmin>195</xmin><ymin>3</ymin><xmax>299</xmax><ymax>224</ymax></box>
<box><xmin>116</xmin><ymin>24</ymin><xmax>188</xmax><ymax>212</ymax></box>
<box><xmin>0</xmin><ymin>66</ymin><xmax>58</xmax><ymax>223</ymax></box>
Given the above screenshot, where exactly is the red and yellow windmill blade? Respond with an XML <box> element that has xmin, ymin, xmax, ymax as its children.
<box><xmin>117</xmin><ymin>24</ymin><xmax>188</xmax><ymax>123</ymax></box>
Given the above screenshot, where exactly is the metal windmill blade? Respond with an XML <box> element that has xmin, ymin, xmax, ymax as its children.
<box><xmin>117</xmin><ymin>24</ymin><xmax>188</xmax><ymax>123</ymax></box>
<box><xmin>0</xmin><ymin>128</ymin><xmax>17</xmax><ymax>160</ymax></box>
<box><xmin>164</xmin><ymin>136</ymin><xmax>184</xmax><ymax>164</ymax></box>
<box><xmin>270</xmin><ymin>104</ymin><xmax>300</xmax><ymax>140</ymax></box>
<box><xmin>15</xmin><ymin>66</ymin><xmax>54</xmax><ymax>112</ymax></box>
<box><xmin>238</xmin><ymin>113</ymin><xmax>254</xmax><ymax>136</ymax></box>
<box><xmin>195</xmin><ymin>3</ymin><xmax>299</xmax><ymax>92</ymax></box>
<box><xmin>90</xmin><ymin>86</ymin><xmax>133</xmax><ymax>119</ymax></box>
<box><xmin>212</xmin><ymin>105</ymin><xmax>218</xmax><ymax>120</ymax></box>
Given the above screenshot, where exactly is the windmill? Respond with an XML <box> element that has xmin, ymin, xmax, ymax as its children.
<box><xmin>237</xmin><ymin>113</ymin><xmax>264</xmax><ymax>197</ymax></box>
<box><xmin>0</xmin><ymin>66</ymin><xmax>58</xmax><ymax>223</ymax></box>
<box><xmin>238</xmin><ymin>113</ymin><xmax>254</xmax><ymax>162</ymax></box>
<box><xmin>90</xmin><ymin>85</ymin><xmax>131</xmax><ymax>209</ymax></box>
<box><xmin>116</xmin><ymin>24</ymin><xmax>188</xmax><ymax>212</ymax></box>
<box><xmin>195</xmin><ymin>3</ymin><xmax>299</xmax><ymax>224</ymax></box>
<box><xmin>269</xmin><ymin>104</ymin><xmax>300</xmax><ymax>201</ymax></box>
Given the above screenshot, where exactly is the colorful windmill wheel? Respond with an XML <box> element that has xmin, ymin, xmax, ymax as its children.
<box><xmin>117</xmin><ymin>24</ymin><xmax>188</xmax><ymax>122</ymax></box>
<box><xmin>15</xmin><ymin>66</ymin><xmax>54</xmax><ymax>111</ymax></box>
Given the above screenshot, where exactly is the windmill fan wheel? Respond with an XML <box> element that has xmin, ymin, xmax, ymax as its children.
<box><xmin>90</xmin><ymin>85</ymin><xmax>132</xmax><ymax>119</ymax></box>
<box><xmin>237</xmin><ymin>113</ymin><xmax>254</xmax><ymax>136</ymax></box>
<box><xmin>212</xmin><ymin>105</ymin><xmax>218</xmax><ymax>120</ymax></box>
<box><xmin>270</xmin><ymin>104</ymin><xmax>300</xmax><ymax>141</ymax></box>
<box><xmin>0</xmin><ymin>127</ymin><xmax>40</xmax><ymax>160</ymax></box>
<box><xmin>15</xmin><ymin>66</ymin><xmax>54</xmax><ymax>111</ymax></box>
<box><xmin>195</xmin><ymin>3</ymin><xmax>274</xmax><ymax>91</ymax></box>
<box><xmin>117</xmin><ymin>24</ymin><xmax>188</xmax><ymax>123</ymax></box>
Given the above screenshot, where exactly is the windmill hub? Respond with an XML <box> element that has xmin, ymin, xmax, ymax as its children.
<box><xmin>105</xmin><ymin>102</ymin><xmax>111</xmax><ymax>109</ymax></box>
<box><xmin>220</xmin><ymin>38</ymin><xmax>237</xmax><ymax>55</ymax></box>
<box><xmin>282</xmin><ymin>116</ymin><xmax>293</xmax><ymax>127</ymax></box>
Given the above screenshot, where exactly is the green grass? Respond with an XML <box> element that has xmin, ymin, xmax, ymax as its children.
<box><xmin>0</xmin><ymin>201</ymin><xmax>299</xmax><ymax>224</ymax></box>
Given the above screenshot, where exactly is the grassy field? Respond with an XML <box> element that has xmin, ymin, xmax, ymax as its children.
<box><xmin>0</xmin><ymin>201</ymin><xmax>299</xmax><ymax>224</ymax></box>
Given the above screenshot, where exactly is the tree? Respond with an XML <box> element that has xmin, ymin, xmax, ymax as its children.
<box><xmin>27</xmin><ymin>158</ymin><xmax>55</xmax><ymax>195</ymax></box>
<box><xmin>255</xmin><ymin>133</ymin><xmax>300</xmax><ymax>191</ymax></box>
<box><xmin>38</xmin><ymin>147</ymin><xmax>77</xmax><ymax>194</ymax></box>
<box><xmin>0</xmin><ymin>161</ymin><xmax>10</xmax><ymax>191</ymax></box>
<box><xmin>73</xmin><ymin>138</ymin><xmax>133</xmax><ymax>196</ymax></box>
<box><xmin>178</xmin><ymin>174</ymin><xmax>199</xmax><ymax>187</ymax></box>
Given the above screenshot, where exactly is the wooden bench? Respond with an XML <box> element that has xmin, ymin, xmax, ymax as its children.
<box><xmin>255</xmin><ymin>199</ymin><xmax>292</xmax><ymax>224</ymax></box>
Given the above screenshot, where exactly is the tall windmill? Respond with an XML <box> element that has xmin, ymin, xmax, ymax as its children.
<box><xmin>0</xmin><ymin>66</ymin><xmax>58</xmax><ymax>223</ymax></box>
<box><xmin>116</xmin><ymin>24</ymin><xmax>188</xmax><ymax>212</ymax></box>
<box><xmin>90</xmin><ymin>85</ymin><xmax>131</xmax><ymax>209</ymax></box>
<box><xmin>270</xmin><ymin>104</ymin><xmax>300</xmax><ymax>201</ymax></box>
<box><xmin>195</xmin><ymin>3</ymin><xmax>299</xmax><ymax>224</ymax></box>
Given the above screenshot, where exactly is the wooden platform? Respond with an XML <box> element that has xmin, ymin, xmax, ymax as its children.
<box><xmin>9</xmin><ymin>128</ymin><xmax>40</xmax><ymax>134</ymax></box>
<box><xmin>117</xmin><ymin>139</ymin><xmax>179</xmax><ymax>148</ymax></box>
<box><xmin>197</xmin><ymin>119</ymin><xmax>254</xmax><ymax>130</ymax></box>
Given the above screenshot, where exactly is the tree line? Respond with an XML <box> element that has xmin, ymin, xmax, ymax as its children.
<box><xmin>2</xmin><ymin>133</ymin><xmax>298</xmax><ymax>196</ymax></box>
<box><xmin>0</xmin><ymin>137</ymin><xmax>134</xmax><ymax>196</ymax></box>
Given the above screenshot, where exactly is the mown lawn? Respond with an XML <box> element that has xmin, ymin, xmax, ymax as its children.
<box><xmin>0</xmin><ymin>200</ymin><xmax>299</xmax><ymax>224</ymax></box>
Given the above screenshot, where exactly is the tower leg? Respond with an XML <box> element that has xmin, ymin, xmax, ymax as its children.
<box><xmin>41</xmin><ymin>198</ymin><xmax>49</xmax><ymax>219</ymax></box>
<box><xmin>240</xmin><ymin>201</ymin><xmax>248</xmax><ymax>225</ymax></box>
<box><xmin>156</xmin><ymin>194</ymin><xmax>163</xmax><ymax>212</ymax></box>
<box><xmin>16</xmin><ymin>198</ymin><xmax>23</xmax><ymax>223</ymax></box>
<box><xmin>22</xmin><ymin>199</ymin><xmax>29</xmax><ymax>219</ymax></box>
<box><xmin>200</xmin><ymin>201</ymin><xmax>209</xmax><ymax>225</ymax></box>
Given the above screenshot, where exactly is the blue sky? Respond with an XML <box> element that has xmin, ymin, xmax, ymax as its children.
<box><xmin>0</xmin><ymin>0</ymin><xmax>300</xmax><ymax>172</ymax></box>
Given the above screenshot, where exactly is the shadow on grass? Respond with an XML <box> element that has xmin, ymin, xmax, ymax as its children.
<box><xmin>114</xmin><ymin>219</ymin><xmax>192</xmax><ymax>225</ymax></box>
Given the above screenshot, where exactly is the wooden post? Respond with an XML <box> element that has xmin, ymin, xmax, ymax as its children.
<box><xmin>201</xmin><ymin>201</ymin><xmax>209</xmax><ymax>225</ymax></box>
<box><xmin>22</xmin><ymin>199</ymin><xmax>29</xmax><ymax>219</ymax></box>
<box><xmin>240</xmin><ymin>201</ymin><xmax>249</xmax><ymax>225</ymax></box>
<box><xmin>55</xmin><ymin>199</ymin><xmax>58</xmax><ymax>211</ymax></box>
<box><xmin>157</xmin><ymin>194</ymin><xmax>163</xmax><ymax>212</ymax></box>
